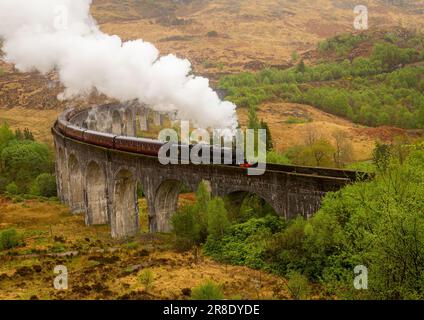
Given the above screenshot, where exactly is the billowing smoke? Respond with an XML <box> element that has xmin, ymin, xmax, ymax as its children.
<box><xmin>0</xmin><ymin>0</ymin><xmax>238</xmax><ymax>131</ymax></box>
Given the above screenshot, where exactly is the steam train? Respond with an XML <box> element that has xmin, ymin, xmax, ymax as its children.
<box><xmin>56</xmin><ymin>110</ymin><xmax>254</xmax><ymax>167</ymax></box>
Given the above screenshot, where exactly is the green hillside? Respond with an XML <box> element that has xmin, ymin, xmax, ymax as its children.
<box><xmin>220</xmin><ymin>28</ymin><xmax>424</xmax><ymax>129</ymax></box>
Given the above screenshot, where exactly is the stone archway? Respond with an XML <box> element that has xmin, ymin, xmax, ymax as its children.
<box><xmin>153</xmin><ymin>180</ymin><xmax>184</xmax><ymax>233</ymax></box>
<box><xmin>85</xmin><ymin>161</ymin><xmax>108</xmax><ymax>226</ymax></box>
<box><xmin>68</xmin><ymin>153</ymin><xmax>84</xmax><ymax>213</ymax></box>
<box><xmin>112</xmin><ymin>168</ymin><xmax>138</xmax><ymax>239</ymax></box>
<box><xmin>224</xmin><ymin>190</ymin><xmax>278</xmax><ymax>221</ymax></box>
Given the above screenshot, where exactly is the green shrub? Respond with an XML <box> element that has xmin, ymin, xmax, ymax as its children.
<box><xmin>171</xmin><ymin>182</ymin><xmax>210</xmax><ymax>250</ymax></box>
<box><xmin>139</xmin><ymin>269</ymin><xmax>155</xmax><ymax>291</ymax></box>
<box><xmin>285</xmin><ymin>139</ymin><xmax>336</xmax><ymax>167</ymax></box>
<box><xmin>191</xmin><ymin>281</ymin><xmax>224</xmax><ymax>300</ymax></box>
<box><xmin>267</xmin><ymin>151</ymin><xmax>291</xmax><ymax>165</ymax></box>
<box><xmin>207</xmin><ymin>198</ymin><xmax>230</xmax><ymax>241</ymax></box>
<box><xmin>0</xmin><ymin>140</ymin><xmax>53</xmax><ymax>193</ymax></box>
<box><xmin>0</xmin><ymin>176</ymin><xmax>8</xmax><ymax>194</ymax></box>
<box><xmin>0</xmin><ymin>229</ymin><xmax>23</xmax><ymax>250</ymax></box>
<box><xmin>30</xmin><ymin>173</ymin><xmax>57</xmax><ymax>197</ymax></box>
<box><xmin>171</xmin><ymin>205</ymin><xmax>204</xmax><ymax>251</ymax></box>
<box><xmin>5</xmin><ymin>182</ymin><xmax>18</xmax><ymax>195</ymax></box>
<box><xmin>204</xmin><ymin>215</ymin><xmax>286</xmax><ymax>269</ymax></box>
<box><xmin>0</xmin><ymin>123</ymin><xmax>16</xmax><ymax>151</ymax></box>
<box><xmin>286</xmin><ymin>271</ymin><xmax>311</xmax><ymax>300</ymax></box>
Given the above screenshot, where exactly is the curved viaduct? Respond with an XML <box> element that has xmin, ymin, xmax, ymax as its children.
<box><xmin>52</xmin><ymin>103</ymin><xmax>364</xmax><ymax>239</ymax></box>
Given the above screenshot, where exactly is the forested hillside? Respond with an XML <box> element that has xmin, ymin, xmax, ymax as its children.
<box><xmin>220</xmin><ymin>29</ymin><xmax>424</xmax><ymax>129</ymax></box>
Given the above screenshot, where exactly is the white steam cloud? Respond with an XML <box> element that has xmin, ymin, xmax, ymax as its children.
<box><xmin>0</xmin><ymin>0</ymin><xmax>238</xmax><ymax>130</ymax></box>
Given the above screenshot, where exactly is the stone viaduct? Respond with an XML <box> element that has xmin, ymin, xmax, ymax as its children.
<box><xmin>52</xmin><ymin>103</ymin><xmax>365</xmax><ymax>239</ymax></box>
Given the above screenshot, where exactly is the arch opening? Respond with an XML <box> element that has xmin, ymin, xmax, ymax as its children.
<box><xmin>134</xmin><ymin>180</ymin><xmax>149</xmax><ymax>233</ymax></box>
<box><xmin>112</xmin><ymin>169</ymin><xmax>138</xmax><ymax>239</ymax></box>
<box><xmin>153</xmin><ymin>180</ymin><xmax>191</xmax><ymax>233</ymax></box>
<box><xmin>85</xmin><ymin>161</ymin><xmax>108</xmax><ymax>226</ymax></box>
<box><xmin>225</xmin><ymin>191</ymin><xmax>278</xmax><ymax>223</ymax></box>
<box><xmin>68</xmin><ymin>153</ymin><xmax>84</xmax><ymax>213</ymax></box>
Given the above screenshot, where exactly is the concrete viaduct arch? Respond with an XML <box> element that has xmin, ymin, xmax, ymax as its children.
<box><xmin>52</xmin><ymin>104</ymin><xmax>364</xmax><ymax>239</ymax></box>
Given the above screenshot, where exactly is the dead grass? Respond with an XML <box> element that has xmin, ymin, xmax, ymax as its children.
<box><xmin>91</xmin><ymin>0</ymin><xmax>424</xmax><ymax>77</ymax></box>
<box><xmin>0</xmin><ymin>196</ymin><xmax>289</xmax><ymax>300</ymax></box>
<box><xmin>0</xmin><ymin>107</ymin><xmax>61</xmax><ymax>145</ymax></box>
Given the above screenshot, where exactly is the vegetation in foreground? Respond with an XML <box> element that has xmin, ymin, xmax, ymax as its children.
<box><xmin>172</xmin><ymin>140</ymin><xmax>424</xmax><ymax>300</ymax></box>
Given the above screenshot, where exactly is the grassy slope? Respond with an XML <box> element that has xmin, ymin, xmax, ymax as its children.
<box><xmin>92</xmin><ymin>0</ymin><xmax>424</xmax><ymax>76</ymax></box>
<box><xmin>0</xmin><ymin>196</ymin><xmax>289</xmax><ymax>300</ymax></box>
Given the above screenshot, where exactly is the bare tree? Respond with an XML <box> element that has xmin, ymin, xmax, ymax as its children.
<box><xmin>332</xmin><ymin>130</ymin><xmax>353</xmax><ymax>168</ymax></box>
<box><xmin>304</xmin><ymin>124</ymin><xmax>320</xmax><ymax>146</ymax></box>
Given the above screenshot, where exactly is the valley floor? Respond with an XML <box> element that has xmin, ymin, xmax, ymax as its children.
<box><xmin>0</xmin><ymin>197</ymin><xmax>289</xmax><ymax>300</ymax></box>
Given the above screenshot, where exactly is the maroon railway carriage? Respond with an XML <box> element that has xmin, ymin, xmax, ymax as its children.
<box><xmin>83</xmin><ymin>130</ymin><xmax>115</xmax><ymax>149</ymax></box>
<box><xmin>64</xmin><ymin>124</ymin><xmax>85</xmax><ymax>141</ymax></box>
<box><xmin>114</xmin><ymin>136</ymin><xmax>165</xmax><ymax>156</ymax></box>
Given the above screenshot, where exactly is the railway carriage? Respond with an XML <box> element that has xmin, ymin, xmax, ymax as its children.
<box><xmin>84</xmin><ymin>130</ymin><xmax>115</xmax><ymax>149</ymax></box>
<box><xmin>114</xmin><ymin>136</ymin><xmax>165</xmax><ymax>156</ymax></box>
<box><xmin>64</xmin><ymin>125</ymin><xmax>86</xmax><ymax>141</ymax></box>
